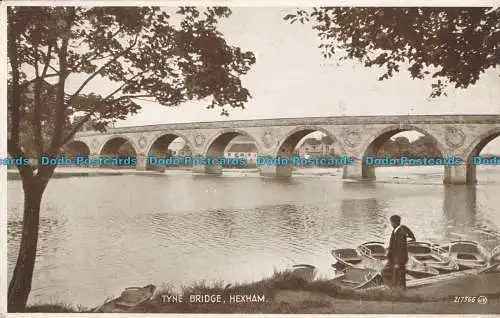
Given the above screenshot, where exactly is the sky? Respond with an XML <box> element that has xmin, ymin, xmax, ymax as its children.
<box><xmin>61</xmin><ymin>7</ymin><xmax>500</xmax><ymax>152</ymax></box>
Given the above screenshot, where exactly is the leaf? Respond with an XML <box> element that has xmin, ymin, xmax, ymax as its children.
<box><xmin>283</xmin><ymin>7</ymin><xmax>499</xmax><ymax>98</ymax></box>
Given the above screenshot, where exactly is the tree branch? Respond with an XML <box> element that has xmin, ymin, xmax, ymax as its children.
<box><xmin>71</xmin><ymin>26</ymin><xmax>124</xmax><ymax>71</ymax></box>
<box><xmin>48</xmin><ymin>9</ymin><xmax>75</xmax><ymax>156</ymax></box>
<box><xmin>33</xmin><ymin>45</ymin><xmax>44</xmax><ymax>157</ymax></box>
<box><xmin>17</xmin><ymin>73</ymin><xmax>60</xmax><ymax>91</ymax></box>
<box><xmin>40</xmin><ymin>45</ymin><xmax>54</xmax><ymax>80</ymax></box>
<box><xmin>7</xmin><ymin>8</ymin><xmax>22</xmax><ymax>149</ymax></box>
<box><xmin>114</xmin><ymin>94</ymin><xmax>152</xmax><ymax>101</ymax></box>
<box><xmin>102</xmin><ymin>70</ymin><xmax>147</xmax><ymax>100</ymax></box>
<box><xmin>60</xmin><ymin>93</ymin><xmax>151</xmax><ymax>147</ymax></box>
<box><xmin>66</xmin><ymin>34</ymin><xmax>139</xmax><ymax>107</ymax></box>
<box><xmin>58</xmin><ymin>69</ymin><xmax>149</xmax><ymax>148</ymax></box>
<box><xmin>60</xmin><ymin>113</ymin><xmax>93</xmax><ymax>146</ymax></box>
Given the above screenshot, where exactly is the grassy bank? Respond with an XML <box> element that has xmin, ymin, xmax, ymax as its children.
<box><xmin>23</xmin><ymin>269</ymin><xmax>500</xmax><ymax>314</ymax></box>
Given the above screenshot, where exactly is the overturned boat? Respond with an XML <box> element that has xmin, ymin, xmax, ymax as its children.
<box><xmin>439</xmin><ymin>240</ymin><xmax>490</xmax><ymax>270</ymax></box>
<box><xmin>289</xmin><ymin>264</ymin><xmax>317</xmax><ymax>282</ymax></box>
<box><xmin>93</xmin><ymin>284</ymin><xmax>156</xmax><ymax>313</ymax></box>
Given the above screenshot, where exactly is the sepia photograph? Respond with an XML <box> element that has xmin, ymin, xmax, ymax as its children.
<box><xmin>3</xmin><ymin>1</ymin><xmax>500</xmax><ymax>315</ymax></box>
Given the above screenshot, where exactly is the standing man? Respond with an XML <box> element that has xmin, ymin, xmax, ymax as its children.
<box><xmin>385</xmin><ymin>215</ymin><xmax>416</xmax><ymax>292</ymax></box>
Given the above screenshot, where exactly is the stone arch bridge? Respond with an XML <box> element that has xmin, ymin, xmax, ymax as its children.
<box><xmin>70</xmin><ymin>115</ymin><xmax>500</xmax><ymax>185</ymax></box>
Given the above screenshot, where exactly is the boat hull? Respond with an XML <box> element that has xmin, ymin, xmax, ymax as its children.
<box><xmin>364</xmin><ymin>264</ymin><xmax>498</xmax><ymax>296</ymax></box>
<box><xmin>440</xmin><ymin>241</ymin><xmax>490</xmax><ymax>271</ymax></box>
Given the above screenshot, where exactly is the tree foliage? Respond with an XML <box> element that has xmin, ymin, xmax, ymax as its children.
<box><xmin>284</xmin><ymin>7</ymin><xmax>499</xmax><ymax>97</ymax></box>
<box><xmin>377</xmin><ymin>135</ymin><xmax>442</xmax><ymax>158</ymax></box>
<box><xmin>7</xmin><ymin>6</ymin><xmax>255</xmax><ymax>311</ymax></box>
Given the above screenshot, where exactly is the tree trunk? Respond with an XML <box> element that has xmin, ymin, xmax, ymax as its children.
<box><xmin>7</xmin><ymin>175</ymin><xmax>47</xmax><ymax>312</ymax></box>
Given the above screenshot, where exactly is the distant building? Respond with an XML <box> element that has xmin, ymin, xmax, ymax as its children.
<box><xmin>298</xmin><ymin>138</ymin><xmax>335</xmax><ymax>157</ymax></box>
<box><xmin>225</xmin><ymin>143</ymin><xmax>258</xmax><ymax>162</ymax></box>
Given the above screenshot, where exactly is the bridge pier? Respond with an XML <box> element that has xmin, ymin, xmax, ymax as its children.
<box><xmin>192</xmin><ymin>163</ymin><xmax>223</xmax><ymax>176</ymax></box>
<box><xmin>258</xmin><ymin>163</ymin><xmax>292</xmax><ymax>178</ymax></box>
<box><xmin>85</xmin><ymin>154</ymin><xmax>99</xmax><ymax>168</ymax></box>
<box><xmin>136</xmin><ymin>154</ymin><xmax>148</xmax><ymax>170</ymax></box>
<box><xmin>444</xmin><ymin>164</ymin><xmax>476</xmax><ymax>185</ymax></box>
<box><xmin>342</xmin><ymin>158</ymin><xmax>376</xmax><ymax>181</ymax></box>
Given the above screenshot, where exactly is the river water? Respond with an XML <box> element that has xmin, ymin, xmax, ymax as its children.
<box><xmin>7</xmin><ymin>166</ymin><xmax>500</xmax><ymax>307</ymax></box>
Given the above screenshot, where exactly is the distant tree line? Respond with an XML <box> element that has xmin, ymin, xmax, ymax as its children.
<box><xmin>377</xmin><ymin>135</ymin><xmax>442</xmax><ymax>158</ymax></box>
<box><xmin>297</xmin><ymin>135</ymin><xmax>443</xmax><ymax>168</ymax></box>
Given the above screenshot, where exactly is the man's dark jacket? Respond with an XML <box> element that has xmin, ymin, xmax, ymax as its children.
<box><xmin>387</xmin><ymin>225</ymin><xmax>415</xmax><ymax>265</ymax></box>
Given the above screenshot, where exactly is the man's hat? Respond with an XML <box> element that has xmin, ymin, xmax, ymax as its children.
<box><xmin>389</xmin><ymin>215</ymin><xmax>401</xmax><ymax>222</ymax></box>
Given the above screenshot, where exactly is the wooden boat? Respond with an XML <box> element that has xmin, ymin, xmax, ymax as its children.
<box><xmin>356</xmin><ymin>241</ymin><xmax>439</xmax><ymax>278</ymax></box>
<box><xmin>93</xmin><ymin>284</ymin><xmax>156</xmax><ymax>313</ymax></box>
<box><xmin>331</xmin><ymin>248</ymin><xmax>365</xmax><ymax>271</ymax></box>
<box><xmin>330</xmin><ymin>266</ymin><xmax>384</xmax><ymax>290</ymax></box>
<box><xmin>364</xmin><ymin>263</ymin><xmax>499</xmax><ymax>293</ymax></box>
<box><xmin>407</xmin><ymin>241</ymin><xmax>459</xmax><ymax>274</ymax></box>
<box><xmin>357</xmin><ymin>241</ymin><xmax>387</xmax><ymax>260</ymax></box>
<box><xmin>331</xmin><ymin>247</ymin><xmax>384</xmax><ymax>272</ymax></box>
<box><xmin>439</xmin><ymin>240</ymin><xmax>490</xmax><ymax>270</ymax></box>
<box><xmin>289</xmin><ymin>264</ymin><xmax>317</xmax><ymax>282</ymax></box>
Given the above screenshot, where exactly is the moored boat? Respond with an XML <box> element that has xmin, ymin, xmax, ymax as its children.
<box><xmin>289</xmin><ymin>264</ymin><xmax>317</xmax><ymax>282</ymax></box>
<box><xmin>357</xmin><ymin>241</ymin><xmax>387</xmax><ymax>260</ymax></box>
<box><xmin>331</xmin><ymin>246</ymin><xmax>384</xmax><ymax>272</ymax></box>
<box><xmin>439</xmin><ymin>240</ymin><xmax>489</xmax><ymax>270</ymax></box>
<box><xmin>356</xmin><ymin>241</ymin><xmax>440</xmax><ymax>278</ymax></box>
<box><xmin>330</xmin><ymin>266</ymin><xmax>384</xmax><ymax>290</ymax></box>
<box><xmin>331</xmin><ymin>248</ymin><xmax>364</xmax><ymax>271</ymax></box>
<box><xmin>407</xmin><ymin>241</ymin><xmax>459</xmax><ymax>274</ymax></box>
<box><xmin>93</xmin><ymin>284</ymin><xmax>156</xmax><ymax>313</ymax></box>
<box><xmin>489</xmin><ymin>245</ymin><xmax>500</xmax><ymax>267</ymax></box>
<box><xmin>364</xmin><ymin>263</ymin><xmax>499</xmax><ymax>294</ymax></box>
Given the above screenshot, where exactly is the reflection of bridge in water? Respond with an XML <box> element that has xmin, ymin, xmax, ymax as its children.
<box><xmin>68</xmin><ymin>115</ymin><xmax>500</xmax><ymax>185</ymax></box>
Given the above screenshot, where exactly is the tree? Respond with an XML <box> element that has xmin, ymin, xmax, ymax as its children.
<box><xmin>321</xmin><ymin>135</ymin><xmax>334</xmax><ymax>145</ymax></box>
<box><xmin>7</xmin><ymin>81</ymin><xmax>73</xmax><ymax>158</ymax></box>
<box><xmin>284</xmin><ymin>8</ymin><xmax>499</xmax><ymax>97</ymax></box>
<box><xmin>7</xmin><ymin>6</ymin><xmax>255</xmax><ymax>311</ymax></box>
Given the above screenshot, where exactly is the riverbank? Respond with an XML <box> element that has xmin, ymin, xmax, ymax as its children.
<box><xmin>6</xmin><ymin>167</ymin><xmax>341</xmax><ymax>180</ymax></box>
<box><xmin>24</xmin><ymin>269</ymin><xmax>500</xmax><ymax>314</ymax></box>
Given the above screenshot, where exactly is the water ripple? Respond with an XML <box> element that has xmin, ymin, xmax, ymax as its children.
<box><xmin>7</xmin><ymin>168</ymin><xmax>500</xmax><ymax>307</ymax></box>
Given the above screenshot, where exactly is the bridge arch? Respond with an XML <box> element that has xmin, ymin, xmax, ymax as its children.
<box><xmin>62</xmin><ymin>140</ymin><xmax>91</xmax><ymax>157</ymax></box>
<box><xmin>99</xmin><ymin>135</ymin><xmax>138</xmax><ymax>168</ymax></box>
<box><xmin>268</xmin><ymin>126</ymin><xmax>345</xmax><ymax>178</ymax></box>
<box><xmin>275</xmin><ymin>126</ymin><xmax>346</xmax><ymax>157</ymax></box>
<box><xmin>146</xmin><ymin>131</ymin><xmax>195</xmax><ymax>170</ymax></box>
<box><xmin>358</xmin><ymin>124</ymin><xmax>446</xmax><ymax>180</ymax></box>
<box><xmin>200</xmin><ymin>129</ymin><xmax>262</xmax><ymax>175</ymax></box>
<box><xmin>463</xmin><ymin>127</ymin><xmax>500</xmax><ymax>184</ymax></box>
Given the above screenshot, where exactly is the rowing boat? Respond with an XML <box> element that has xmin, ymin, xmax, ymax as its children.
<box><xmin>439</xmin><ymin>240</ymin><xmax>490</xmax><ymax>270</ymax></box>
<box><xmin>407</xmin><ymin>241</ymin><xmax>459</xmax><ymax>274</ymax></box>
<box><xmin>93</xmin><ymin>284</ymin><xmax>156</xmax><ymax>313</ymax></box>
<box><xmin>289</xmin><ymin>264</ymin><xmax>317</xmax><ymax>282</ymax></box>
<box><xmin>363</xmin><ymin>264</ymin><xmax>499</xmax><ymax>294</ymax></box>
<box><xmin>330</xmin><ymin>266</ymin><xmax>384</xmax><ymax>290</ymax></box>
<box><xmin>356</xmin><ymin>241</ymin><xmax>440</xmax><ymax>278</ymax></box>
<box><xmin>331</xmin><ymin>246</ymin><xmax>384</xmax><ymax>272</ymax></box>
<box><xmin>489</xmin><ymin>245</ymin><xmax>500</xmax><ymax>267</ymax></box>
